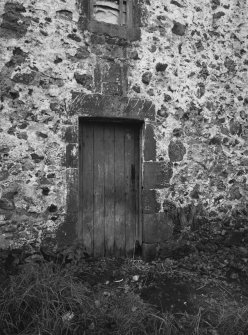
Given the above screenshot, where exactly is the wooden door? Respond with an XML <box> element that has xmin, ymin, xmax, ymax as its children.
<box><xmin>79</xmin><ymin>120</ymin><xmax>141</xmax><ymax>257</ymax></box>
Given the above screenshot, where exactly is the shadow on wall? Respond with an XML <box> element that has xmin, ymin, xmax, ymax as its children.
<box><xmin>163</xmin><ymin>200</ymin><xmax>203</xmax><ymax>237</ymax></box>
<box><xmin>142</xmin><ymin>201</ymin><xmax>205</xmax><ymax>262</ymax></box>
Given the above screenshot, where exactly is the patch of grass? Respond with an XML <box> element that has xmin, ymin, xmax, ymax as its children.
<box><xmin>149</xmin><ymin>312</ymin><xmax>179</xmax><ymax>335</ymax></box>
<box><xmin>0</xmin><ymin>262</ymin><xmax>177</xmax><ymax>335</ymax></box>
<box><xmin>1</xmin><ymin>261</ymin><xmax>248</xmax><ymax>335</ymax></box>
<box><xmin>212</xmin><ymin>299</ymin><xmax>248</xmax><ymax>335</ymax></box>
<box><xmin>175</xmin><ymin>301</ymin><xmax>248</xmax><ymax>335</ymax></box>
<box><xmin>0</xmin><ymin>263</ymin><xmax>92</xmax><ymax>334</ymax></box>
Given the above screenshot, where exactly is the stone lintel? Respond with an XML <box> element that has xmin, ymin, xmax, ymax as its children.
<box><xmin>69</xmin><ymin>94</ymin><xmax>155</xmax><ymax>121</ymax></box>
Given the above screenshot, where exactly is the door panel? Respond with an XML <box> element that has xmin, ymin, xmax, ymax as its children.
<box><xmin>93</xmin><ymin>125</ymin><xmax>105</xmax><ymax>256</ymax></box>
<box><xmin>79</xmin><ymin>120</ymin><xmax>140</xmax><ymax>257</ymax></box>
<box><xmin>124</xmin><ymin>128</ymin><xmax>136</xmax><ymax>255</ymax></box>
<box><xmin>81</xmin><ymin>124</ymin><xmax>94</xmax><ymax>252</ymax></box>
<box><xmin>114</xmin><ymin>126</ymin><xmax>126</xmax><ymax>256</ymax></box>
<box><xmin>104</xmin><ymin>126</ymin><xmax>115</xmax><ymax>256</ymax></box>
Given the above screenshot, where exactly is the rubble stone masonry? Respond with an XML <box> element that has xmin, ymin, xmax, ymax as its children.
<box><xmin>0</xmin><ymin>0</ymin><xmax>248</xmax><ymax>255</ymax></box>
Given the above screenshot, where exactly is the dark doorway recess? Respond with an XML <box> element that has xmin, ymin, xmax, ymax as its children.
<box><xmin>79</xmin><ymin>118</ymin><xmax>143</xmax><ymax>257</ymax></box>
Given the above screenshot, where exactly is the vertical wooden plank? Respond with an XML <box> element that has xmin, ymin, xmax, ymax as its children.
<box><xmin>81</xmin><ymin>123</ymin><xmax>94</xmax><ymax>255</ymax></box>
<box><xmin>104</xmin><ymin>125</ymin><xmax>115</xmax><ymax>256</ymax></box>
<box><xmin>119</xmin><ymin>0</ymin><xmax>123</xmax><ymax>25</ymax></box>
<box><xmin>93</xmin><ymin>123</ymin><xmax>105</xmax><ymax>256</ymax></box>
<box><xmin>138</xmin><ymin>124</ymin><xmax>143</xmax><ymax>244</ymax></box>
<box><xmin>124</xmin><ymin>125</ymin><xmax>136</xmax><ymax>256</ymax></box>
<box><xmin>91</xmin><ymin>0</ymin><xmax>95</xmax><ymax>19</ymax></box>
<box><xmin>134</xmin><ymin>125</ymin><xmax>140</xmax><ymax>244</ymax></box>
<box><xmin>114</xmin><ymin>124</ymin><xmax>126</xmax><ymax>256</ymax></box>
<box><xmin>127</xmin><ymin>0</ymin><xmax>132</xmax><ymax>27</ymax></box>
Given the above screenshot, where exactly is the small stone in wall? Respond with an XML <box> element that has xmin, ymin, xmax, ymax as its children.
<box><xmin>142</xmin><ymin>71</ymin><xmax>152</xmax><ymax>85</ymax></box>
<box><xmin>229</xmin><ymin>119</ymin><xmax>242</xmax><ymax>136</ymax></box>
<box><xmin>0</xmin><ymin>198</ymin><xmax>15</xmax><ymax>211</ymax></box>
<box><xmin>157</xmin><ymin>15</ymin><xmax>166</xmax><ymax>21</ymax></box>
<box><xmin>172</xmin><ymin>21</ymin><xmax>186</xmax><ymax>36</ymax></box>
<box><xmin>149</xmin><ymin>45</ymin><xmax>156</xmax><ymax>53</ymax></box>
<box><xmin>196</xmin><ymin>83</ymin><xmax>205</xmax><ymax>98</ymax></box>
<box><xmin>190</xmin><ymin>184</ymin><xmax>200</xmax><ymax>199</ymax></box>
<box><xmin>67</xmin><ymin>33</ymin><xmax>81</xmax><ymax>42</ymax></box>
<box><xmin>173</xmin><ymin>128</ymin><xmax>182</xmax><ymax>137</ymax></box>
<box><xmin>40</xmin><ymin>30</ymin><xmax>48</xmax><ymax>36</ymax></box>
<box><xmin>129</xmin><ymin>50</ymin><xmax>139</xmax><ymax>60</ymax></box>
<box><xmin>224</xmin><ymin>57</ymin><xmax>236</xmax><ymax>72</ymax></box>
<box><xmin>168</xmin><ymin>140</ymin><xmax>186</xmax><ymax>162</ymax></box>
<box><xmin>50</xmin><ymin>102</ymin><xmax>62</xmax><ymax>112</ymax></box>
<box><xmin>39</xmin><ymin>77</ymin><xmax>50</xmax><ymax>89</ymax></box>
<box><xmin>211</xmin><ymin>0</ymin><xmax>220</xmax><ymax>10</ymax></box>
<box><xmin>229</xmin><ymin>186</ymin><xmax>242</xmax><ymax>200</ymax></box>
<box><xmin>213</xmin><ymin>12</ymin><xmax>225</xmax><ymax>19</ymax></box>
<box><xmin>0</xmin><ymin>145</ymin><xmax>10</xmax><ymax>154</ymax></box>
<box><xmin>47</xmin><ymin>173</ymin><xmax>55</xmax><ymax>178</ymax></box>
<box><xmin>12</xmin><ymin>71</ymin><xmax>36</xmax><ymax>85</ymax></box>
<box><xmin>36</xmin><ymin>131</ymin><xmax>48</xmax><ymax>139</ymax></box>
<box><xmin>17</xmin><ymin>132</ymin><xmax>28</xmax><ymax>140</ymax></box>
<box><xmin>243</xmin><ymin>98</ymin><xmax>248</xmax><ymax>106</ymax></box>
<box><xmin>19</xmin><ymin>122</ymin><xmax>28</xmax><ymax>129</ymax></box>
<box><xmin>7</xmin><ymin>126</ymin><xmax>16</xmax><ymax>135</ymax></box>
<box><xmin>6</xmin><ymin>47</ymin><xmax>28</xmax><ymax>67</ymax></box>
<box><xmin>9</xmin><ymin>90</ymin><xmax>19</xmax><ymax>99</ymax></box>
<box><xmin>56</xmin><ymin>10</ymin><xmax>73</xmax><ymax>21</ymax></box>
<box><xmin>31</xmin><ymin>153</ymin><xmax>44</xmax><ymax>163</ymax></box>
<box><xmin>171</xmin><ymin>0</ymin><xmax>184</xmax><ymax>8</ymax></box>
<box><xmin>0</xmin><ymin>2</ymin><xmax>31</xmax><ymax>38</ymax></box>
<box><xmin>74</xmin><ymin>46</ymin><xmax>90</xmax><ymax>59</ymax></box>
<box><xmin>156</xmin><ymin>63</ymin><xmax>168</xmax><ymax>72</ymax></box>
<box><xmin>157</xmin><ymin>106</ymin><xmax>168</xmax><ymax>118</ymax></box>
<box><xmin>54</xmin><ymin>56</ymin><xmax>62</xmax><ymax>64</ymax></box>
<box><xmin>48</xmin><ymin>87</ymin><xmax>60</xmax><ymax>97</ymax></box>
<box><xmin>132</xmin><ymin>84</ymin><xmax>141</xmax><ymax>93</ymax></box>
<box><xmin>209</xmin><ymin>137</ymin><xmax>221</xmax><ymax>145</ymax></box>
<box><xmin>74</xmin><ymin>73</ymin><xmax>93</xmax><ymax>90</ymax></box>
<box><xmin>32</xmin><ymin>17</ymin><xmax>39</xmax><ymax>23</ymax></box>
<box><xmin>0</xmin><ymin>171</ymin><xmax>9</xmax><ymax>181</ymax></box>
<box><xmin>42</xmin><ymin>187</ymin><xmax>50</xmax><ymax>196</ymax></box>
<box><xmin>147</xmin><ymin>88</ymin><xmax>154</xmax><ymax>96</ymax></box>
<box><xmin>195</xmin><ymin>40</ymin><xmax>204</xmax><ymax>52</ymax></box>
<box><xmin>48</xmin><ymin>204</ymin><xmax>57</xmax><ymax>212</ymax></box>
<box><xmin>198</xmin><ymin>63</ymin><xmax>209</xmax><ymax>79</ymax></box>
<box><xmin>164</xmin><ymin>94</ymin><xmax>172</xmax><ymax>102</ymax></box>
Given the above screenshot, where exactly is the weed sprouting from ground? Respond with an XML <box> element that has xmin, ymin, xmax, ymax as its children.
<box><xmin>149</xmin><ymin>312</ymin><xmax>179</xmax><ymax>335</ymax></box>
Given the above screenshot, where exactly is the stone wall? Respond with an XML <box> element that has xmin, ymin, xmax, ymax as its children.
<box><xmin>0</xmin><ymin>0</ymin><xmax>247</xmax><ymax>253</ymax></box>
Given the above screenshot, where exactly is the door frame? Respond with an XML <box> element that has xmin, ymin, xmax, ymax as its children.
<box><xmin>78</xmin><ymin>116</ymin><xmax>144</xmax><ymax>254</ymax></box>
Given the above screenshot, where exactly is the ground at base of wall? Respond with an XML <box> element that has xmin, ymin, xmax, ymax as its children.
<box><xmin>1</xmin><ymin>255</ymin><xmax>248</xmax><ymax>334</ymax></box>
